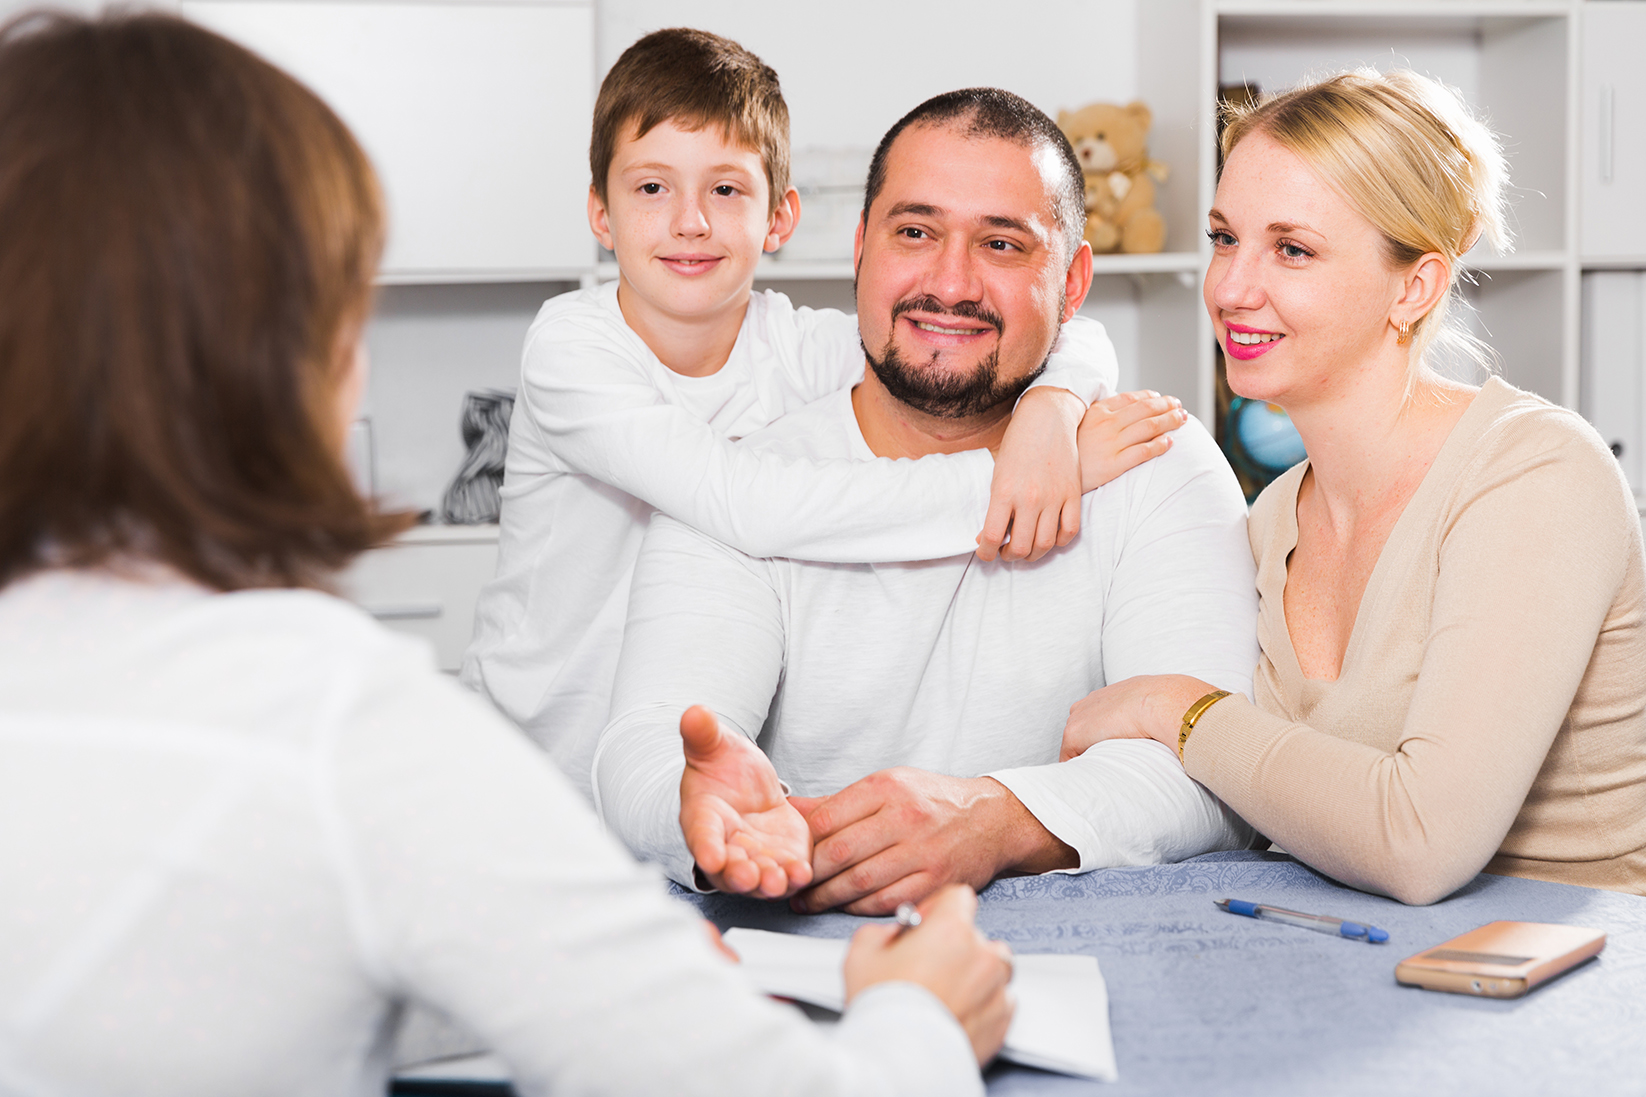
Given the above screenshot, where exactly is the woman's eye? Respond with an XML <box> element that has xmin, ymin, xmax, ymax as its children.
<box><xmin>1279</xmin><ymin>241</ymin><xmax>1313</xmax><ymax>259</ymax></box>
<box><xmin>1206</xmin><ymin>229</ymin><xmax>1235</xmax><ymax>248</ymax></box>
<box><xmin>639</xmin><ymin>183</ymin><xmax>662</xmax><ymax>195</ymax></box>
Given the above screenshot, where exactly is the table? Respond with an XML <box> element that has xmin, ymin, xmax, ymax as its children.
<box><xmin>686</xmin><ymin>851</ymin><xmax>1646</xmax><ymax>1097</ymax></box>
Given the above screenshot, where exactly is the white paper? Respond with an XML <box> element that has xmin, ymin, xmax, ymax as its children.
<box><xmin>723</xmin><ymin>927</ymin><xmax>1118</xmax><ymax>1082</ymax></box>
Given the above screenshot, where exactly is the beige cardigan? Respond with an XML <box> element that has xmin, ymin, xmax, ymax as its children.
<box><xmin>1188</xmin><ymin>378</ymin><xmax>1646</xmax><ymax>904</ymax></box>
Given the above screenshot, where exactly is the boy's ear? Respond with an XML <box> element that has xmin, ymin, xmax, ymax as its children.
<box><xmin>587</xmin><ymin>185</ymin><xmax>616</xmax><ymax>251</ymax></box>
<box><xmin>763</xmin><ymin>187</ymin><xmax>801</xmax><ymax>253</ymax></box>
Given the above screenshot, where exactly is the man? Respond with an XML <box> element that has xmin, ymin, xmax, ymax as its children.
<box><xmin>592</xmin><ymin>88</ymin><xmax>1259</xmax><ymax>915</ymax></box>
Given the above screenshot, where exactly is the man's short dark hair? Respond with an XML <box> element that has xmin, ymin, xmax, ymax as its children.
<box><xmin>862</xmin><ymin>87</ymin><xmax>1087</xmax><ymax>261</ymax></box>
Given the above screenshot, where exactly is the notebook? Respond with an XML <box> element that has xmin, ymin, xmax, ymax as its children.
<box><xmin>723</xmin><ymin>927</ymin><xmax>1117</xmax><ymax>1082</ymax></box>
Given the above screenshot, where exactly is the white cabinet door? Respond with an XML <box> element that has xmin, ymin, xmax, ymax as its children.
<box><xmin>182</xmin><ymin>0</ymin><xmax>594</xmax><ymax>280</ymax></box>
<box><xmin>337</xmin><ymin>530</ymin><xmax>500</xmax><ymax>673</ymax></box>
<box><xmin>1583</xmin><ymin>2</ymin><xmax>1646</xmax><ymax>263</ymax></box>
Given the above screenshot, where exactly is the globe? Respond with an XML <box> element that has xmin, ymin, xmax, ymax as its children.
<box><xmin>1232</xmin><ymin>398</ymin><xmax>1307</xmax><ymax>473</ymax></box>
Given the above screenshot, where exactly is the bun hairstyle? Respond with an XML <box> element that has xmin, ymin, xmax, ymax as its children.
<box><xmin>1219</xmin><ymin>69</ymin><xmax>1510</xmax><ymax>382</ymax></box>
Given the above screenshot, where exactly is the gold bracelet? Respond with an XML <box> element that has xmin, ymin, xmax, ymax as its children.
<box><xmin>1178</xmin><ymin>690</ymin><xmax>1232</xmax><ymax>762</ymax></box>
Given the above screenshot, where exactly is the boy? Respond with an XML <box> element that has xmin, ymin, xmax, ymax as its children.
<box><xmin>461</xmin><ymin>28</ymin><xmax>1184</xmax><ymax>801</ymax></box>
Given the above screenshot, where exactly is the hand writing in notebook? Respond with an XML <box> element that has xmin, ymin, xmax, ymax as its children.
<box><xmin>678</xmin><ymin>705</ymin><xmax>812</xmax><ymax>898</ymax></box>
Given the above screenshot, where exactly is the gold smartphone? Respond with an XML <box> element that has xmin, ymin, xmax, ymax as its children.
<box><xmin>1395</xmin><ymin>921</ymin><xmax>1605</xmax><ymax>998</ymax></box>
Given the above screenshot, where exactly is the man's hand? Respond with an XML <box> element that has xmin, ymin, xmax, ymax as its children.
<box><xmin>788</xmin><ymin>768</ymin><xmax>1076</xmax><ymax>915</ymax></box>
<box><xmin>977</xmin><ymin>386</ymin><xmax>1084</xmax><ymax>563</ymax></box>
<box><xmin>1077</xmin><ymin>390</ymin><xmax>1186</xmax><ymax>492</ymax></box>
<box><xmin>678</xmin><ymin>704</ymin><xmax>813</xmax><ymax>898</ymax></box>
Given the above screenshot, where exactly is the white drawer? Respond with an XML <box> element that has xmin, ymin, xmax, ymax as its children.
<box><xmin>338</xmin><ymin>525</ymin><xmax>499</xmax><ymax>672</ymax></box>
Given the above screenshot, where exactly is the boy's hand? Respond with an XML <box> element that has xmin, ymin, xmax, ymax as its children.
<box><xmin>1077</xmin><ymin>391</ymin><xmax>1186</xmax><ymax>493</ymax></box>
<box><xmin>977</xmin><ymin>387</ymin><xmax>1084</xmax><ymax>563</ymax></box>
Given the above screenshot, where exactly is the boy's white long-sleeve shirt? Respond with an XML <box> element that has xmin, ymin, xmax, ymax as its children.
<box><xmin>0</xmin><ymin>570</ymin><xmax>983</xmax><ymax>1097</ymax></box>
<box><xmin>592</xmin><ymin>390</ymin><xmax>1262</xmax><ymax>888</ymax></box>
<box><xmin>460</xmin><ymin>281</ymin><xmax>1117</xmax><ymax>800</ymax></box>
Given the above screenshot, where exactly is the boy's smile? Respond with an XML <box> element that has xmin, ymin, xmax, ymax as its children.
<box><xmin>588</xmin><ymin>119</ymin><xmax>798</xmax><ymax>376</ymax></box>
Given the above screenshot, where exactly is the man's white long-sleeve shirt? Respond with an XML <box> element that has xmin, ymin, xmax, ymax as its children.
<box><xmin>594</xmin><ymin>389</ymin><xmax>1262</xmax><ymax>886</ymax></box>
<box><xmin>461</xmin><ymin>281</ymin><xmax>1116</xmax><ymax>802</ymax></box>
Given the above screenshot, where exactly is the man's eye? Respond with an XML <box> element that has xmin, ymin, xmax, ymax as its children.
<box><xmin>985</xmin><ymin>239</ymin><xmax>1017</xmax><ymax>252</ymax></box>
<box><xmin>899</xmin><ymin>227</ymin><xmax>927</xmax><ymax>240</ymax></box>
<box><xmin>639</xmin><ymin>183</ymin><xmax>662</xmax><ymax>195</ymax></box>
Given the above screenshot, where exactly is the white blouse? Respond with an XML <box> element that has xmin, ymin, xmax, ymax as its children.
<box><xmin>0</xmin><ymin>570</ymin><xmax>979</xmax><ymax>1097</ymax></box>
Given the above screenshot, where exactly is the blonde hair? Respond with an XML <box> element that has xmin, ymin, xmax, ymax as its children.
<box><xmin>1220</xmin><ymin>69</ymin><xmax>1509</xmax><ymax>384</ymax></box>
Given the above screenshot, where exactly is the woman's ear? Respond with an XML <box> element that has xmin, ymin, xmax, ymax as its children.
<box><xmin>1391</xmin><ymin>252</ymin><xmax>1451</xmax><ymax>330</ymax></box>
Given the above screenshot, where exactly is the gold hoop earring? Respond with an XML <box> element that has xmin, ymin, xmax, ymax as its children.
<box><xmin>1396</xmin><ymin>319</ymin><xmax>1412</xmax><ymax>346</ymax></box>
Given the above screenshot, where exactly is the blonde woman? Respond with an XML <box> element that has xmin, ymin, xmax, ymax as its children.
<box><xmin>1062</xmin><ymin>70</ymin><xmax>1646</xmax><ymax>905</ymax></box>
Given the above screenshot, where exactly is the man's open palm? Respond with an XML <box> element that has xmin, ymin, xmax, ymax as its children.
<box><xmin>678</xmin><ymin>705</ymin><xmax>813</xmax><ymax>899</ymax></box>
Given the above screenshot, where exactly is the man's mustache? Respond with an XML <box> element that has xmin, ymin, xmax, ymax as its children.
<box><xmin>890</xmin><ymin>295</ymin><xmax>1002</xmax><ymax>334</ymax></box>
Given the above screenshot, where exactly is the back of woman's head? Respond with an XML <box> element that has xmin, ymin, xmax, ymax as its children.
<box><xmin>0</xmin><ymin>10</ymin><xmax>407</xmax><ymax>592</ymax></box>
<box><xmin>1220</xmin><ymin>68</ymin><xmax>1509</xmax><ymax>378</ymax></box>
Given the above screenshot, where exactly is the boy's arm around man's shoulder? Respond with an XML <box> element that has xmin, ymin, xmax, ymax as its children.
<box><xmin>514</xmin><ymin>298</ymin><xmax>998</xmax><ymax>562</ymax></box>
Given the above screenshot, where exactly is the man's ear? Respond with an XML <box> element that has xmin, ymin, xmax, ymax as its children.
<box><xmin>588</xmin><ymin>185</ymin><xmax>615</xmax><ymax>252</ymax></box>
<box><xmin>764</xmin><ymin>186</ymin><xmax>801</xmax><ymax>253</ymax></box>
<box><xmin>1062</xmin><ymin>239</ymin><xmax>1095</xmax><ymax>322</ymax></box>
<box><xmin>852</xmin><ymin>211</ymin><xmax>866</xmax><ymax>272</ymax></box>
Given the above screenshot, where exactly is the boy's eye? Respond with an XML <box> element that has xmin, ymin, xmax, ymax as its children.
<box><xmin>712</xmin><ymin>185</ymin><xmax>737</xmax><ymax>197</ymax></box>
<box><xmin>639</xmin><ymin>183</ymin><xmax>662</xmax><ymax>195</ymax></box>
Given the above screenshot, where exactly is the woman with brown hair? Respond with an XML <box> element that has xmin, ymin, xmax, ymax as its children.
<box><xmin>1062</xmin><ymin>69</ymin><xmax>1646</xmax><ymax>905</ymax></box>
<box><xmin>0</xmin><ymin>11</ymin><xmax>1011</xmax><ymax>1093</ymax></box>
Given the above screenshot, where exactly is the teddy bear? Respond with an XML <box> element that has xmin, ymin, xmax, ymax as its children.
<box><xmin>1056</xmin><ymin>100</ymin><xmax>1169</xmax><ymax>254</ymax></box>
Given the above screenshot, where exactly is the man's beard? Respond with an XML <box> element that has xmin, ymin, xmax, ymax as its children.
<box><xmin>862</xmin><ymin>296</ymin><xmax>1045</xmax><ymax>420</ymax></box>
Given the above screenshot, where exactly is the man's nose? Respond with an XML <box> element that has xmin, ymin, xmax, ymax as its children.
<box><xmin>671</xmin><ymin>192</ymin><xmax>710</xmax><ymax>239</ymax></box>
<box><xmin>922</xmin><ymin>234</ymin><xmax>982</xmax><ymax>305</ymax></box>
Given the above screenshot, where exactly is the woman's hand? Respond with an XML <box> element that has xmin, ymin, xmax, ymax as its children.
<box><xmin>842</xmin><ymin>884</ymin><xmax>1015</xmax><ymax>1066</ymax></box>
<box><xmin>1061</xmin><ymin>675</ymin><xmax>1216</xmax><ymax>762</ymax></box>
<box><xmin>977</xmin><ymin>387</ymin><xmax>1084</xmax><ymax>563</ymax></box>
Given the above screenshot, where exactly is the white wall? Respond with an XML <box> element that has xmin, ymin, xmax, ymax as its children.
<box><xmin>598</xmin><ymin>0</ymin><xmax>1136</xmax><ymax>152</ymax></box>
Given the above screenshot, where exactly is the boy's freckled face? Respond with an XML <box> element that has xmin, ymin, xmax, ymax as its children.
<box><xmin>591</xmin><ymin>120</ymin><xmax>784</xmax><ymax>329</ymax></box>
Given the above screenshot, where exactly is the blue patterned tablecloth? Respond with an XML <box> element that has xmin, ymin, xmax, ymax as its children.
<box><xmin>683</xmin><ymin>852</ymin><xmax>1646</xmax><ymax>1097</ymax></box>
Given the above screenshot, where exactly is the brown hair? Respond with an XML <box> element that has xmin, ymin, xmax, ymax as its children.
<box><xmin>1220</xmin><ymin>69</ymin><xmax>1510</xmax><ymax>382</ymax></box>
<box><xmin>0</xmin><ymin>10</ymin><xmax>411</xmax><ymax>593</ymax></box>
<box><xmin>590</xmin><ymin>27</ymin><xmax>790</xmax><ymax>214</ymax></box>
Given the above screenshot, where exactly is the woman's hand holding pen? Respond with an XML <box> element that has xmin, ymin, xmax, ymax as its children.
<box><xmin>843</xmin><ymin>884</ymin><xmax>1015</xmax><ymax>1066</ymax></box>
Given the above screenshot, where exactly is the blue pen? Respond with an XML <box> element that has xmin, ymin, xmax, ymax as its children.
<box><xmin>1216</xmin><ymin>898</ymin><xmax>1389</xmax><ymax>944</ymax></box>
